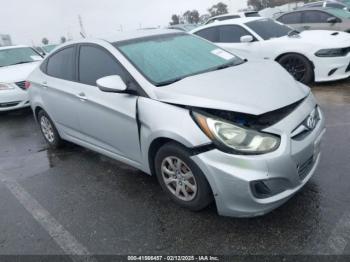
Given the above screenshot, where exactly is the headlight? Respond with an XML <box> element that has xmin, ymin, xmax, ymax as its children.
<box><xmin>192</xmin><ymin>112</ymin><xmax>280</xmax><ymax>155</ymax></box>
<box><xmin>0</xmin><ymin>83</ymin><xmax>15</xmax><ymax>90</ymax></box>
<box><xmin>315</xmin><ymin>48</ymin><xmax>349</xmax><ymax>57</ymax></box>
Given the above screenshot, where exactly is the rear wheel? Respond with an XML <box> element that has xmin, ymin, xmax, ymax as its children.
<box><xmin>277</xmin><ymin>53</ymin><xmax>314</xmax><ymax>84</ymax></box>
<box><xmin>154</xmin><ymin>142</ymin><xmax>213</xmax><ymax>211</ymax></box>
<box><xmin>38</xmin><ymin>110</ymin><xmax>63</xmax><ymax>149</ymax></box>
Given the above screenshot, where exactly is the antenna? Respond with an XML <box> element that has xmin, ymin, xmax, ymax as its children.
<box><xmin>78</xmin><ymin>15</ymin><xmax>87</xmax><ymax>38</ymax></box>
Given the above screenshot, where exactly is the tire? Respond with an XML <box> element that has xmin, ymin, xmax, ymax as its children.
<box><xmin>154</xmin><ymin>142</ymin><xmax>213</xmax><ymax>211</ymax></box>
<box><xmin>277</xmin><ymin>53</ymin><xmax>314</xmax><ymax>84</ymax></box>
<box><xmin>37</xmin><ymin>110</ymin><xmax>63</xmax><ymax>149</ymax></box>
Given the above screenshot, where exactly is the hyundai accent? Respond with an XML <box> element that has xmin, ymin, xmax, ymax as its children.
<box><xmin>27</xmin><ymin>30</ymin><xmax>325</xmax><ymax>217</ymax></box>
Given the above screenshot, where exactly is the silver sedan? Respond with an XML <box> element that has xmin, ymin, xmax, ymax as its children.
<box><xmin>27</xmin><ymin>30</ymin><xmax>325</xmax><ymax>217</ymax></box>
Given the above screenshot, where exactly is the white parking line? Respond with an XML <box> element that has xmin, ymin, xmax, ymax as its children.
<box><xmin>0</xmin><ymin>173</ymin><xmax>97</xmax><ymax>262</ymax></box>
<box><xmin>328</xmin><ymin>211</ymin><xmax>350</xmax><ymax>254</ymax></box>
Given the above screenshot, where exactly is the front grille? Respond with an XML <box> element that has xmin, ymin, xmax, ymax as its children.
<box><xmin>298</xmin><ymin>156</ymin><xmax>314</xmax><ymax>181</ymax></box>
<box><xmin>15</xmin><ymin>81</ymin><xmax>26</xmax><ymax>90</ymax></box>
<box><xmin>292</xmin><ymin>107</ymin><xmax>320</xmax><ymax>141</ymax></box>
<box><xmin>0</xmin><ymin>101</ymin><xmax>20</xmax><ymax>108</ymax></box>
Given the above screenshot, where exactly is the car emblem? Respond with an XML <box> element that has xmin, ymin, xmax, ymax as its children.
<box><xmin>305</xmin><ymin>109</ymin><xmax>318</xmax><ymax>130</ymax></box>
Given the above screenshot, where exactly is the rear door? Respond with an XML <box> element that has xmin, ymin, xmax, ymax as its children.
<box><xmin>74</xmin><ymin>44</ymin><xmax>141</xmax><ymax>163</ymax></box>
<box><xmin>40</xmin><ymin>45</ymin><xmax>81</xmax><ymax>137</ymax></box>
<box><xmin>301</xmin><ymin>10</ymin><xmax>335</xmax><ymax>30</ymax></box>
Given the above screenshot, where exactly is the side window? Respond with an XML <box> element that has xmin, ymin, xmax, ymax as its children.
<box><xmin>46</xmin><ymin>47</ymin><xmax>75</xmax><ymax>81</ymax></box>
<box><xmin>195</xmin><ymin>27</ymin><xmax>219</xmax><ymax>42</ymax></box>
<box><xmin>218</xmin><ymin>25</ymin><xmax>254</xmax><ymax>43</ymax></box>
<box><xmin>78</xmin><ymin>45</ymin><xmax>126</xmax><ymax>86</ymax></box>
<box><xmin>302</xmin><ymin>11</ymin><xmax>332</xmax><ymax>23</ymax></box>
<box><xmin>327</xmin><ymin>3</ymin><xmax>344</xmax><ymax>9</ymax></box>
<box><xmin>278</xmin><ymin>12</ymin><xmax>302</xmax><ymax>24</ymax></box>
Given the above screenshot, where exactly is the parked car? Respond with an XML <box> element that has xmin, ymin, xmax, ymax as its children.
<box><xmin>191</xmin><ymin>17</ymin><xmax>350</xmax><ymax>84</ymax></box>
<box><xmin>204</xmin><ymin>11</ymin><xmax>260</xmax><ymax>24</ymax></box>
<box><xmin>0</xmin><ymin>45</ymin><xmax>42</xmax><ymax>111</ymax></box>
<box><xmin>276</xmin><ymin>8</ymin><xmax>350</xmax><ymax>32</ymax></box>
<box><xmin>28</xmin><ymin>30</ymin><xmax>325</xmax><ymax>218</ymax></box>
<box><xmin>299</xmin><ymin>0</ymin><xmax>350</xmax><ymax>11</ymax></box>
<box><xmin>298</xmin><ymin>0</ymin><xmax>349</xmax><ymax>11</ymax></box>
<box><xmin>167</xmin><ymin>24</ymin><xmax>198</xmax><ymax>32</ymax></box>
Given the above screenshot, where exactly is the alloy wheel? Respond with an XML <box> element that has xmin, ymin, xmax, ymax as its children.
<box><xmin>161</xmin><ymin>156</ymin><xmax>197</xmax><ymax>202</ymax></box>
<box><xmin>280</xmin><ymin>56</ymin><xmax>307</xmax><ymax>81</ymax></box>
<box><xmin>40</xmin><ymin>116</ymin><xmax>55</xmax><ymax>143</ymax></box>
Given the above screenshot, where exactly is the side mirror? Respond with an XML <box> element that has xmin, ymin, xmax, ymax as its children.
<box><xmin>97</xmin><ymin>75</ymin><xmax>127</xmax><ymax>93</ymax></box>
<box><xmin>240</xmin><ymin>35</ymin><xmax>254</xmax><ymax>43</ymax></box>
<box><xmin>327</xmin><ymin>17</ymin><xmax>338</xmax><ymax>24</ymax></box>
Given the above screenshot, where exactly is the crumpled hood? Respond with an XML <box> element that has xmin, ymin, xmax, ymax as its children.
<box><xmin>280</xmin><ymin>30</ymin><xmax>350</xmax><ymax>48</ymax></box>
<box><xmin>0</xmin><ymin>62</ymin><xmax>40</xmax><ymax>83</ymax></box>
<box><xmin>153</xmin><ymin>60</ymin><xmax>309</xmax><ymax>115</ymax></box>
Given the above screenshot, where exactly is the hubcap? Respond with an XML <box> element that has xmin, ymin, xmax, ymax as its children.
<box><xmin>40</xmin><ymin>116</ymin><xmax>55</xmax><ymax>143</ymax></box>
<box><xmin>161</xmin><ymin>156</ymin><xmax>197</xmax><ymax>202</ymax></box>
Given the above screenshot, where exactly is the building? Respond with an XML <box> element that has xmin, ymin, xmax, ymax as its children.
<box><xmin>0</xmin><ymin>34</ymin><xmax>13</xmax><ymax>47</ymax></box>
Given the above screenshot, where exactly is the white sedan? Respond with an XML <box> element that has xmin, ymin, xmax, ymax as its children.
<box><xmin>0</xmin><ymin>45</ymin><xmax>42</xmax><ymax>111</ymax></box>
<box><xmin>191</xmin><ymin>17</ymin><xmax>350</xmax><ymax>84</ymax></box>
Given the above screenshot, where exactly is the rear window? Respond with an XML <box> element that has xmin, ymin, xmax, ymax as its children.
<box><xmin>47</xmin><ymin>47</ymin><xmax>75</xmax><ymax>81</ymax></box>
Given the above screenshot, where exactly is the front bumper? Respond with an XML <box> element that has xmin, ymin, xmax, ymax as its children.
<box><xmin>191</xmin><ymin>94</ymin><xmax>326</xmax><ymax>217</ymax></box>
<box><xmin>0</xmin><ymin>88</ymin><xmax>30</xmax><ymax>112</ymax></box>
<box><xmin>313</xmin><ymin>53</ymin><xmax>350</xmax><ymax>82</ymax></box>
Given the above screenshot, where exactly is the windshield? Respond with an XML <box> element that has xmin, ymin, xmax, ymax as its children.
<box><xmin>0</xmin><ymin>47</ymin><xmax>41</xmax><ymax>67</ymax></box>
<box><xmin>42</xmin><ymin>44</ymin><xmax>57</xmax><ymax>53</ymax></box>
<box><xmin>114</xmin><ymin>33</ymin><xmax>243</xmax><ymax>86</ymax></box>
<box><xmin>327</xmin><ymin>8</ymin><xmax>350</xmax><ymax>19</ymax></box>
<box><xmin>245</xmin><ymin>18</ymin><xmax>291</xmax><ymax>40</ymax></box>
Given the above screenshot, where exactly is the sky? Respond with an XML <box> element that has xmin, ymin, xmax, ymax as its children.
<box><xmin>0</xmin><ymin>0</ymin><xmax>247</xmax><ymax>46</ymax></box>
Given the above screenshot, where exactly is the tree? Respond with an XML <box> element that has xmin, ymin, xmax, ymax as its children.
<box><xmin>60</xmin><ymin>36</ymin><xmax>67</xmax><ymax>43</ymax></box>
<box><xmin>42</xmin><ymin>37</ymin><xmax>49</xmax><ymax>45</ymax></box>
<box><xmin>183</xmin><ymin>10</ymin><xmax>200</xmax><ymax>24</ymax></box>
<box><xmin>248</xmin><ymin>0</ymin><xmax>307</xmax><ymax>11</ymax></box>
<box><xmin>170</xmin><ymin>14</ymin><xmax>180</xmax><ymax>25</ymax></box>
<box><xmin>199</xmin><ymin>14</ymin><xmax>211</xmax><ymax>24</ymax></box>
<box><xmin>208</xmin><ymin>2</ymin><xmax>228</xmax><ymax>17</ymax></box>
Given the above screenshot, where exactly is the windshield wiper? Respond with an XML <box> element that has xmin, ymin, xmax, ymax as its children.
<box><xmin>156</xmin><ymin>77</ymin><xmax>185</xmax><ymax>87</ymax></box>
<box><xmin>12</xmin><ymin>61</ymin><xmax>33</xmax><ymax>65</ymax></box>
<box><xmin>215</xmin><ymin>61</ymin><xmax>237</xmax><ymax>71</ymax></box>
<box><xmin>288</xmin><ymin>30</ymin><xmax>300</xmax><ymax>37</ymax></box>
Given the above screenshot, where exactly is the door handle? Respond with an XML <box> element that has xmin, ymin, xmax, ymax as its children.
<box><xmin>42</xmin><ymin>81</ymin><xmax>48</xmax><ymax>89</ymax></box>
<box><xmin>302</xmin><ymin>26</ymin><xmax>310</xmax><ymax>30</ymax></box>
<box><xmin>76</xmin><ymin>92</ymin><xmax>87</xmax><ymax>101</ymax></box>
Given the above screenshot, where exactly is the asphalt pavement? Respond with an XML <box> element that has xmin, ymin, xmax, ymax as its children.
<box><xmin>0</xmin><ymin>80</ymin><xmax>349</xmax><ymax>257</ymax></box>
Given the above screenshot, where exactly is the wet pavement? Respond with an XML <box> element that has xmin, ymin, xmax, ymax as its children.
<box><xmin>0</xmin><ymin>80</ymin><xmax>349</xmax><ymax>256</ymax></box>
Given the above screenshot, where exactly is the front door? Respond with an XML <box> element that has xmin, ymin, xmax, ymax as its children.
<box><xmin>74</xmin><ymin>44</ymin><xmax>141</xmax><ymax>164</ymax></box>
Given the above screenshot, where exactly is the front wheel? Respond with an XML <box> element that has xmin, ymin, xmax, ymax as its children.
<box><xmin>277</xmin><ymin>54</ymin><xmax>314</xmax><ymax>84</ymax></box>
<box><xmin>38</xmin><ymin>110</ymin><xmax>63</xmax><ymax>149</ymax></box>
<box><xmin>154</xmin><ymin>142</ymin><xmax>213</xmax><ymax>211</ymax></box>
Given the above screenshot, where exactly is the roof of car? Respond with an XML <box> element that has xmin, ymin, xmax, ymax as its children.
<box><xmin>102</xmin><ymin>29</ymin><xmax>181</xmax><ymax>43</ymax></box>
<box><xmin>0</xmin><ymin>45</ymin><xmax>29</xmax><ymax>51</ymax></box>
<box><xmin>209</xmin><ymin>11</ymin><xmax>259</xmax><ymax>19</ymax></box>
<box><xmin>277</xmin><ymin>7</ymin><xmax>338</xmax><ymax>16</ymax></box>
<box><xmin>195</xmin><ymin>17</ymin><xmax>263</xmax><ymax>30</ymax></box>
